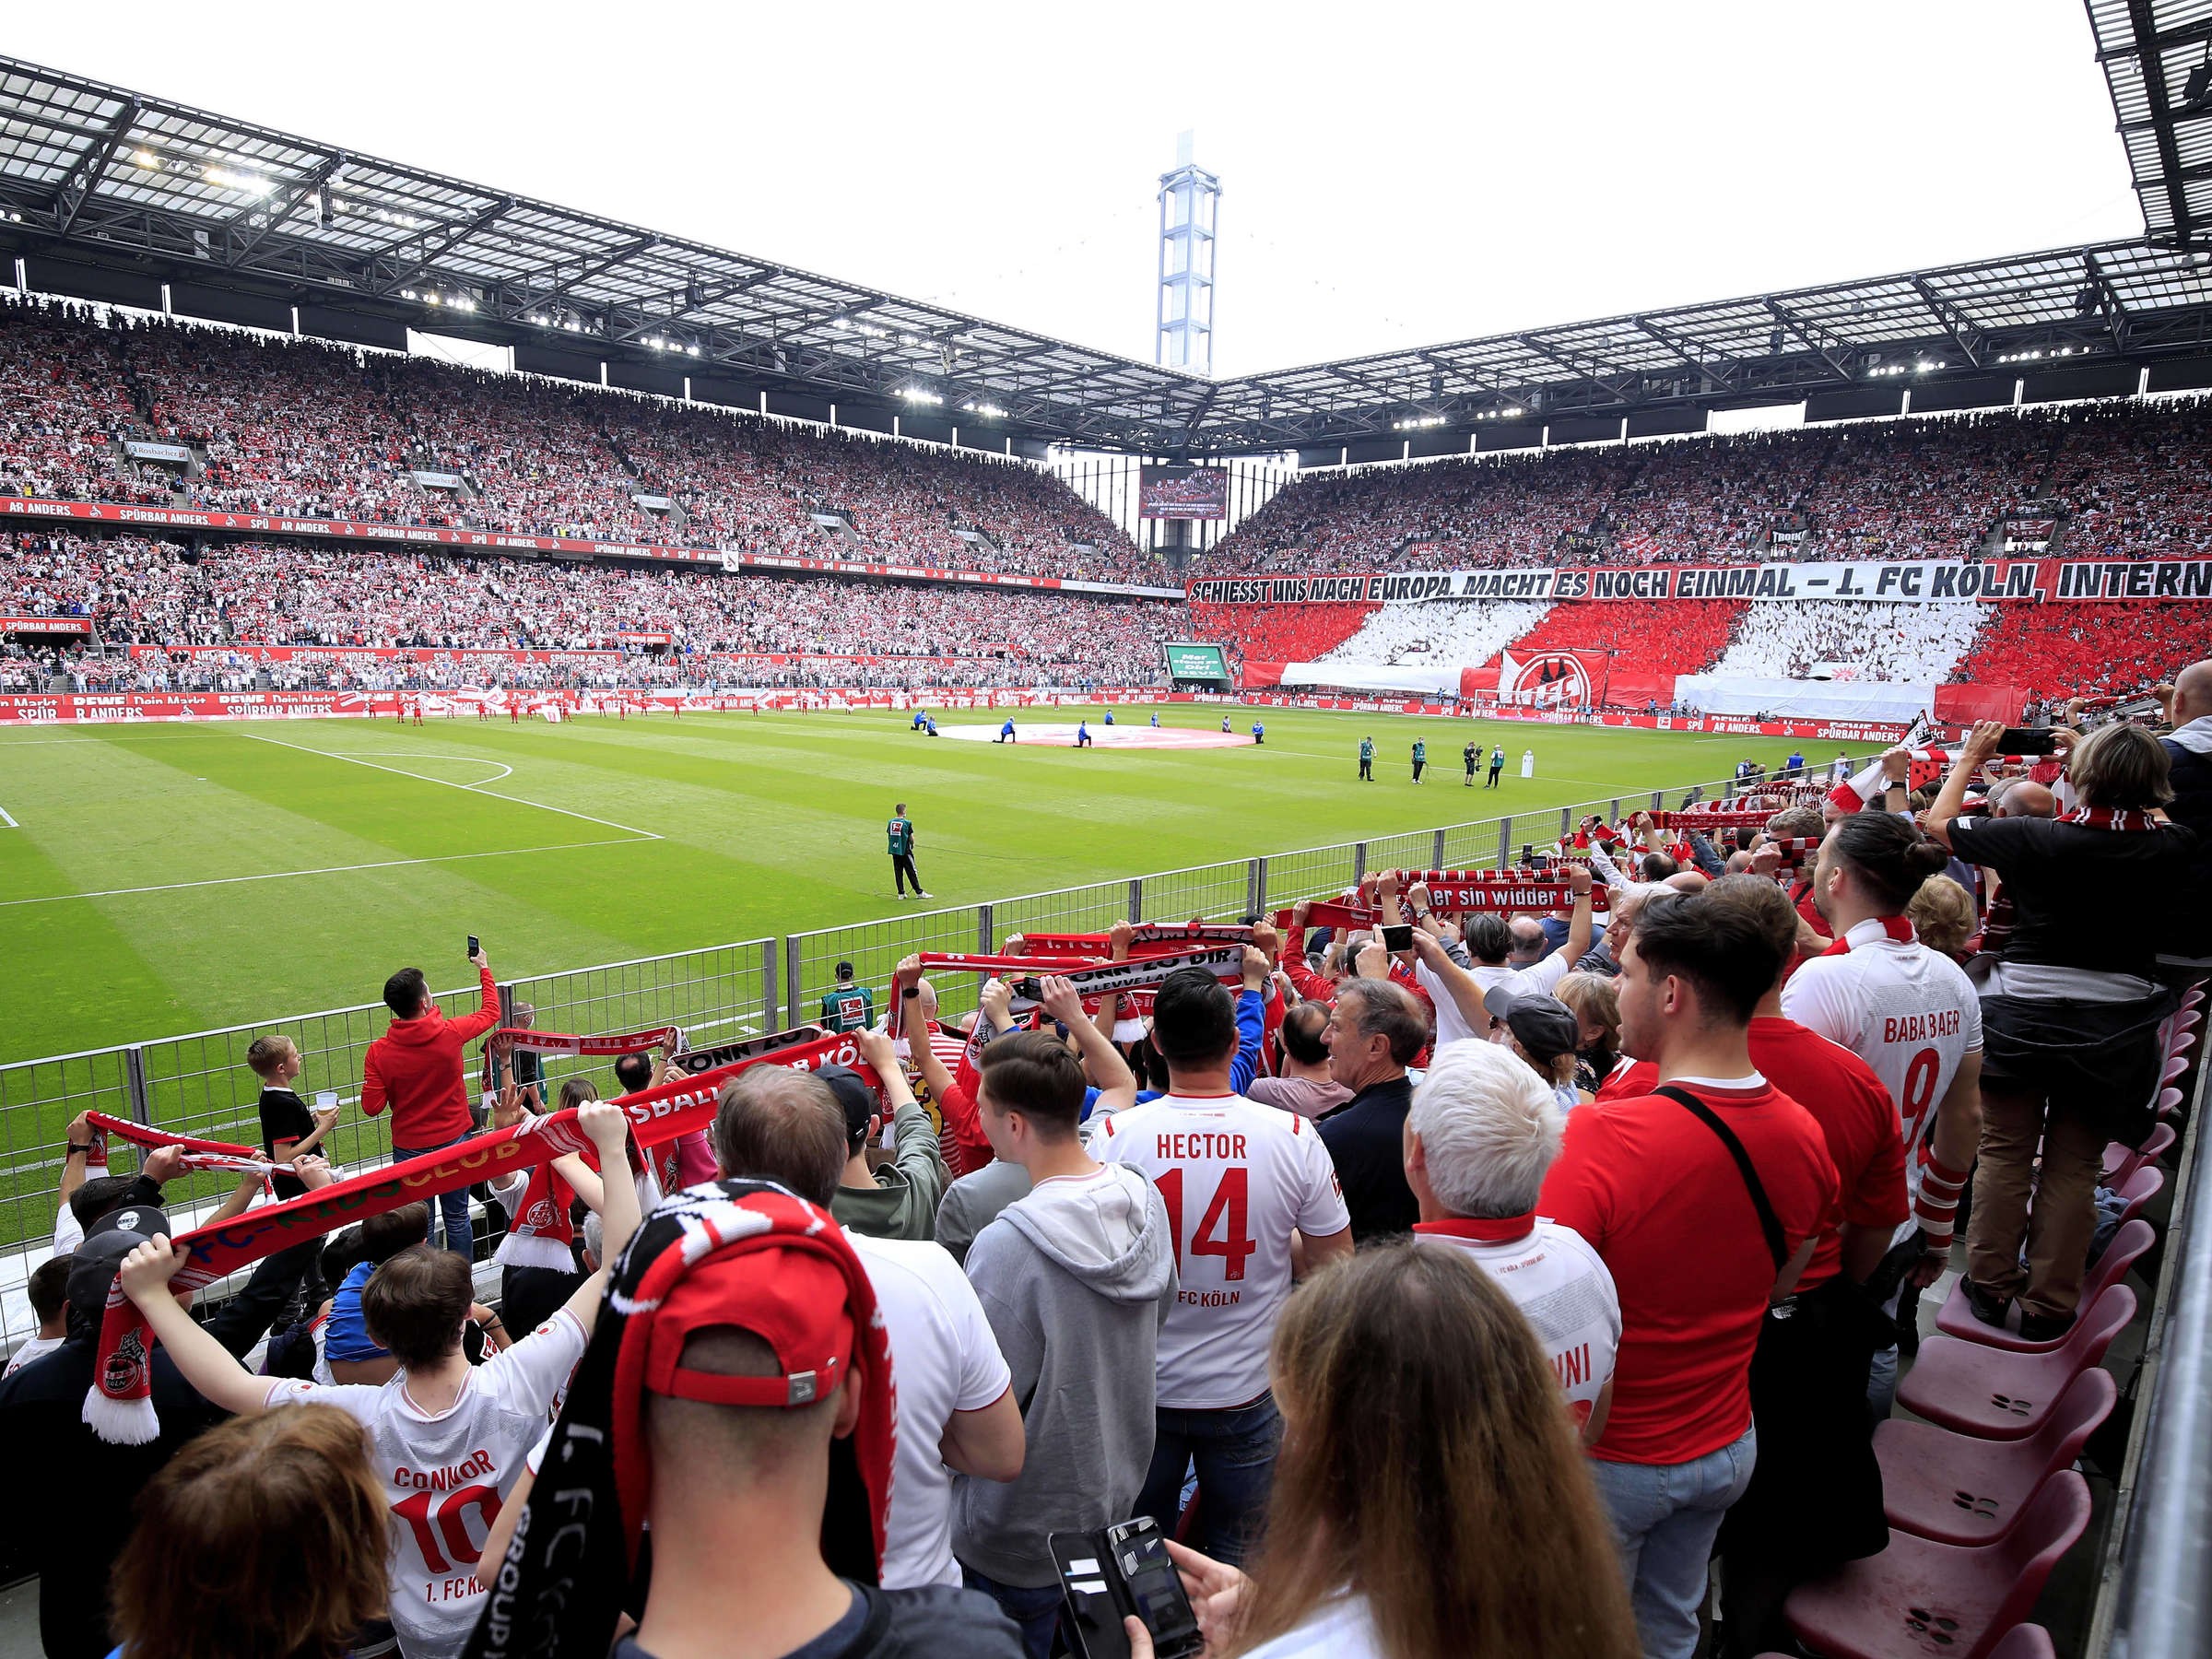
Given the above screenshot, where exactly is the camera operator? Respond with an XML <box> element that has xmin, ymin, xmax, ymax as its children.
<box><xmin>1927</xmin><ymin>719</ymin><xmax>2200</xmax><ymax>1338</ymax></box>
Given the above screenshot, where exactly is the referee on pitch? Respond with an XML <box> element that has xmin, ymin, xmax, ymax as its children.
<box><xmin>888</xmin><ymin>802</ymin><xmax>931</xmax><ymax>900</ymax></box>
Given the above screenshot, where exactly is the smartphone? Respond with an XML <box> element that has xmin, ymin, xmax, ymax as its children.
<box><xmin>1050</xmin><ymin>1516</ymin><xmax>1204</xmax><ymax>1659</ymax></box>
<box><xmin>1995</xmin><ymin>728</ymin><xmax>2059</xmax><ymax>757</ymax></box>
<box><xmin>466</xmin><ymin>934</ymin><xmax>481</xmax><ymax>959</ymax></box>
<box><xmin>1381</xmin><ymin>923</ymin><xmax>1416</xmax><ymax>952</ymax></box>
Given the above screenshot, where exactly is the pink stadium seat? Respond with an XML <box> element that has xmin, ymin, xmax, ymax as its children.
<box><xmin>2159</xmin><ymin>1085</ymin><xmax>2184</xmax><ymax>1119</ymax></box>
<box><xmin>2104</xmin><ymin>1122</ymin><xmax>2175</xmax><ymax>1186</ymax></box>
<box><xmin>1935</xmin><ymin>1219</ymin><xmax>2153</xmax><ymax>1350</ymax></box>
<box><xmin>1897</xmin><ymin>1286</ymin><xmax>2135</xmax><ymax>1441</ymax></box>
<box><xmin>1783</xmin><ymin>1473</ymin><xmax>2089</xmax><ymax>1659</ymax></box>
<box><xmin>2112</xmin><ymin>1164</ymin><xmax>2166</xmax><ymax>1226</ymax></box>
<box><xmin>1874</xmin><ymin>1369</ymin><xmax>2114</xmax><ymax>1545</ymax></box>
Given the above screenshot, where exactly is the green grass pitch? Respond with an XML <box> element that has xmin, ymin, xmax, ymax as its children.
<box><xmin>0</xmin><ymin>702</ymin><xmax>1826</xmax><ymax>1246</ymax></box>
<box><xmin>0</xmin><ymin>703</ymin><xmax>1823</xmax><ymax>1064</ymax></box>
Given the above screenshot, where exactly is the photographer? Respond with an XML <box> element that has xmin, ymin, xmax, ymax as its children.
<box><xmin>1928</xmin><ymin>719</ymin><xmax>2200</xmax><ymax>1337</ymax></box>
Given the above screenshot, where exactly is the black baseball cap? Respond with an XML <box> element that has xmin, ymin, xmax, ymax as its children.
<box><xmin>834</xmin><ymin>960</ymin><xmax>855</xmax><ymax>981</ymax></box>
<box><xmin>815</xmin><ymin>1065</ymin><xmax>880</xmax><ymax>1147</ymax></box>
<box><xmin>1482</xmin><ymin>989</ymin><xmax>1582</xmax><ymax>1064</ymax></box>
<box><xmin>66</xmin><ymin>1203</ymin><xmax>171</xmax><ymax>1312</ymax></box>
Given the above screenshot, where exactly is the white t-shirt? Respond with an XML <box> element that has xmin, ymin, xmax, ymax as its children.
<box><xmin>3</xmin><ymin>1334</ymin><xmax>63</xmax><ymax>1378</ymax></box>
<box><xmin>845</xmin><ymin>1230</ymin><xmax>1013</xmax><ymax>1590</ymax></box>
<box><xmin>1423</xmin><ymin>957</ymin><xmax>1570</xmax><ymax>1047</ymax></box>
<box><xmin>1781</xmin><ymin>918</ymin><xmax>1983</xmax><ymax>1197</ymax></box>
<box><xmin>264</xmin><ymin>1310</ymin><xmax>588</xmax><ymax>1659</ymax></box>
<box><xmin>1415</xmin><ymin>1219</ymin><xmax>1620</xmax><ymax>1430</ymax></box>
<box><xmin>1095</xmin><ymin>1092</ymin><xmax>1350</xmax><ymax>1409</ymax></box>
<box><xmin>1243</xmin><ymin>1593</ymin><xmax>1383</xmax><ymax>1659</ymax></box>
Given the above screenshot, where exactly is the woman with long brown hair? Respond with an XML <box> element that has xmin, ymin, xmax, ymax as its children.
<box><xmin>1127</xmin><ymin>1241</ymin><xmax>1639</xmax><ymax>1659</ymax></box>
<box><xmin>108</xmin><ymin>1404</ymin><xmax>389</xmax><ymax>1659</ymax></box>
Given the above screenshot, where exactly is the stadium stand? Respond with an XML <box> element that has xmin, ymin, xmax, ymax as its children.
<box><xmin>1312</xmin><ymin>598</ymin><xmax>1558</xmax><ymax>668</ymax></box>
<box><xmin>1951</xmin><ymin>600</ymin><xmax>2212</xmax><ymax>698</ymax></box>
<box><xmin>0</xmin><ymin>295</ymin><xmax>1154</xmax><ymax>583</ymax></box>
<box><xmin>1199</xmin><ymin>398</ymin><xmax>2212</xmax><ymax>574</ymax></box>
<box><xmin>1700</xmin><ymin>599</ymin><xmax>1995</xmax><ymax>684</ymax></box>
<box><xmin>0</xmin><ymin>533</ymin><xmax>1180</xmax><ymax>688</ymax></box>
<box><xmin>1499</xmin><ymin>597</ymin><xmax>1747</xmax><ymax>682</ymax></box>
<box><xmin>1182</xmin><ymin>598</ymin><xmax>1378</xmax><ymax>675</ymax></box>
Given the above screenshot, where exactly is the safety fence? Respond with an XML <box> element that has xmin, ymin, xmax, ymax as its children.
<box><xmin>0</xmin><ymin>762</ymin><xmax>1828</xmax><ymax>1331</ymax></box>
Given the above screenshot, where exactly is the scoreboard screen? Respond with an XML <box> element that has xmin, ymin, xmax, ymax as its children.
<box><xmin>1162</xmin><ymin>641</ymin><xmax>1231</xmax><ymax>685</ymax></box>
<box><xmin>1139</xmin><ymin>465</ymin><xmax>1230</xmax><ymax>521</ymax></box>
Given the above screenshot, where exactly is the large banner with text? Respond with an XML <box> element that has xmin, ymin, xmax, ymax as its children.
<box><xmin>1188</xmin><ymin>557</ymin><xmax>2212</xmax><ymax>606</ymax></box>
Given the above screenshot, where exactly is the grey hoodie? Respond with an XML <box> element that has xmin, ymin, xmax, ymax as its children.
<box><xmin>952</xmin><ymin>1163</ymin><xmax>1178</xmax><ymax>1587</ymax></box>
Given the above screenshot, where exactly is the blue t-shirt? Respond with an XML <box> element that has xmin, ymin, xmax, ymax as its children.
<box><xmin>325</xmin><ymin>1261</ymin><xmax>386</xmax><ymax>1364</ymax></box>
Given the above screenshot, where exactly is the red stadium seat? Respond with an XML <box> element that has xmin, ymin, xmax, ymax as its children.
<box><xmin>2103</xmin><ymin>1123</ymin><xmax>2176</xmax><ymax>1187</ymax></box>
<box><xmin>1895</xmin><ymin>1286</ymin><xmax>2135</xmax><ymax>1441</ymax></box>
<box><xmin>1933</xmin><ymin>1219</ymin><xmax>2153</xmax><ymax>1350</ymax></box>
<box><xmin>1782</xmin><ymin>1473</ymin><xmax>2089</xmax><ymax>1659</ymax></box>
<box><xmin>1873</xmin><ymin>1368</ymin><xmax>2114</xmax><ymax>1545</ymax></box>
<box><xmin>2112</xmin><ymin>1164</ymin><xmax>2166</xmax><ymax>1227</ymax></box>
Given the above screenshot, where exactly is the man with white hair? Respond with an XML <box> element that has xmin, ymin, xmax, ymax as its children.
<box><xmin>1405</xmin><ymin>1039</ymin><xmax>1619</xmax><ymax>1444</ymax></box>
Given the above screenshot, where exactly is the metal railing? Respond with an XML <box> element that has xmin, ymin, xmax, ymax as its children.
<box><xmin>2097</xmin><ymin>1040</ymin><xmax>2210</xmax><ymax>1658</ymax></box>
<box><xmin>0</xmin><ymin>762</ymin><xmax>1824</xmax><ymax>1343</ymax></box>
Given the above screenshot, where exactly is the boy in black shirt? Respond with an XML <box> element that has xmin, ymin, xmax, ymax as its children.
<box><xmin>247</xmin><ymin>1035</ymin><xmax>338</xmax><ymax>1201</ymax></box>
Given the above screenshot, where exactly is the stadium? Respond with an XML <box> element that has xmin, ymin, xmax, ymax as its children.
<box><xmin>0</xmin><ymin>4</ymin><xmax>2207</xmax><ymax>1656</ymax></box>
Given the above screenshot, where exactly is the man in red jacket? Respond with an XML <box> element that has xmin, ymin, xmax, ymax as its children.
<box><xmin>362</xmin><ymin>947</ymin><xmax>502</xmax><ymax>1255</ymax></box>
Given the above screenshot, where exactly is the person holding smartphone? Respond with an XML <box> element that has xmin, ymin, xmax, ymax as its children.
<box><xmin>361</xmin><ymin>939</ymin><xmax>502</xmax><ymax>1256</ymax></box>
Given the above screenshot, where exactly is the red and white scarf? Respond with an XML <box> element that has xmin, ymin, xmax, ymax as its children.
<box><xmin>2065</xmin><ymin>806</ymin><xmax>2161</xmax><ymax>832</ymax></box>
<box><xmin>84</xmin><ymin>1027</ymin><xmax>880</xmax><ymax>1445</ymax></box>
<box><xmin>1821</xmin><ymin>915</ymin><xmax>1918</xmax><ymax>957</ymax></box>
<box><xmin>490</xmin><ymin>1025</ymin><xmax>678</xmax><ymax>1056</ymax></box>
<box><xmin>84</xmin><ymin>1112</ymin><xmax>274</xmax><ymax>1183</ymax></box>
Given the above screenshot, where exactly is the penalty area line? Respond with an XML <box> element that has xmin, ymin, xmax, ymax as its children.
<box><xmin>0</xmin><ymin>804</ymin><xmax>15</xmax><ymax>828</ymax></box>
<box><xmin>234</xmin><ymin>730</ymin><xmax>662</xmax><ymax>841</ymax></box>
<box><xmin>0</xmin><ymin>838</ymin><xmax>649</xmax><ymax>908</ymax></box>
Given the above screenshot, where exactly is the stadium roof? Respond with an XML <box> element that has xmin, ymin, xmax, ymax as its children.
<box><xmin>6</xmin><ymin>47</ymin><xmax>2212</xmax><ymax>458</ymax></box>
<box><xmin>2084</xmin><ymin>0</ymin><xmax>2212</xmax><ymax>247</ymax></box>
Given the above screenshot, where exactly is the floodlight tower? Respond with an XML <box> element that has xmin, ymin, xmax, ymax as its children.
<box><xmin>1156</xmin><ymin>131</ymin><xmax>1220</xmax><ymax>375</ymax></box>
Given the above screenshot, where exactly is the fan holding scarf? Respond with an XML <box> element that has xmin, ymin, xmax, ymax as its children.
<box><xmin>1928</xmin><ymin>718</ymin><xmax>2200</xmax><ymax>1339</ymax></box>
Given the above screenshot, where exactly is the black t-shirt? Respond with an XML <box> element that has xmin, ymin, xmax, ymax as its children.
<box><xmin>259</xmin><ymin>1086</ymin><xmax>315</xmax><ymax>1198</ymax></box>
<box><xmin>1949</xmin><ymin>815</ymin><xmax>2200</xmax><ymax>978</ymax></box>
<box><xmin>257</xmin><ymin>1086</ymin><xmax>314</xmax><ymax>1159</ymax></box>
<box><xmin>614</xmin><ymin>1583</ymin><xmax>1020</xmax><ymax>1659</ymax></box>
<box><xmin>1316</xmin><ymin>1075</ymin><xmax>1418</xmax><ymax>1241</ymax></box>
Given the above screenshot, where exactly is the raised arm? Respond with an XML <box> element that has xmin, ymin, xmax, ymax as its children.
<box><xmin>119</xmin><ymin>1238</ymin><xmax>277</xmax><ymax>1418</ymax></box>
<box><xmin>1040</xmin><ymin>977</ymin><xmax>1137</xmax><ymax>1116</ymax></box>
<box><xmin>1409</xmin><ymin>928</ymin><xmax>1488</xmax><ymax>1036</ymax></box>
<box><xmin>556</xmin><ymin>1102</ymin><xmax>645</xmax><ymax>1334</ymax></box>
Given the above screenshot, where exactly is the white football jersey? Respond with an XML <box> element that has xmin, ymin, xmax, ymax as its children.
<box><xmin>1096</xmin><ymin>1091</ymin><xmax>1350</xmax><ymax>1409</ymax></box>
<box><xmin>265</xmin><ymin>1311</ymin><xmax>586</xmax><ymax>1658</ymax></box>
<box><xmin>1781</xmin><ymin>919</ymin><xmax>1983</xmax><ymax>1191</ymax></box>
<box><xmin>1415</xmin><ymin>1219</ymin><xmax>1621</xmax><ymax>1429</ymax></box>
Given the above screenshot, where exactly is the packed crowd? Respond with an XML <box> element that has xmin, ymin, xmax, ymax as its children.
<box><xmin>0</xmin><ymin>533</ymin><xmax>1181</xmax><ymax>688</ymax></box>
<box><xmin>1312</xmin><ymin>598</ymin><xmax>1557</xmax><ymax>669</ymax></box>
<box><xmin>1951</xmin><ymin>601</ymin><xmax>2212</xmax><ymax>700</ymax></box>
<box><xmin>4</xmin><ymin>670</ymin><xmax>2203</xmax><ymax>1659</ymax></box>
<box><xmin>0</xmin><ymin>296</ymin><xmax>1155</xmax><ymax>584</ymax></box>
<box><xmin>1500</xmin><ymin>597</ymin><xmax>1748</xmax><ymax>681</ymax></box>
<box><xmin>1202</xmin><ymin>399</ymin><xmax>2212</xmax><ymax>574</ymax></box>
<box><xmin>1701</xmin><ymin>600</ymin><xmax>1996</xmax><ymax>685</ymax></box>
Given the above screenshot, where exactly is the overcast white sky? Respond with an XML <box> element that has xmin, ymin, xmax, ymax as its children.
<box><xmin>9</xmin><ymin>2</ymin><xmax>2144</xmax><ymax>377</ymax></box>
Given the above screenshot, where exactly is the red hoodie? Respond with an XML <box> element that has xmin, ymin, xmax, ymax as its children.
<box><xmin>362</xmin><ymin>964</ymin><xmax>501</xmax><ymax>1146</ymax></box>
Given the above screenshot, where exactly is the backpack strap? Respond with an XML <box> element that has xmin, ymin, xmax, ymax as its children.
<box><xmin>1652</xmin><ymin>1085</ymin><xmax>1788</xmax><ymax>1273</ymax></box>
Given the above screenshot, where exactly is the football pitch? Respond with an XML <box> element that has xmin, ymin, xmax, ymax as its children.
<box><xmin>0</xmin><ymin>703</ymin><xmax>1820</xmax><ymax>1066</ymax></box>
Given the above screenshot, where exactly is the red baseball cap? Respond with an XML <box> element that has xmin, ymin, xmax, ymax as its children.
<box><xmin>641</xmin><ymin>1251</ymin><xmax>856</xmax><ymax>1408</ymax></box>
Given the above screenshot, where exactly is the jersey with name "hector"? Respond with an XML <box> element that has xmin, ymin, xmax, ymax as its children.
<box><xmin>1097</xmin><ymin>1092</ymin><xmax>1349</xmax><ymax>1408</ymax></box>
